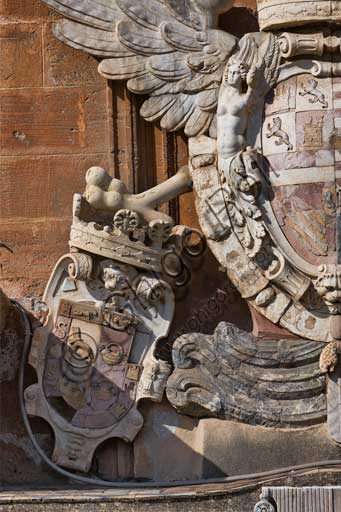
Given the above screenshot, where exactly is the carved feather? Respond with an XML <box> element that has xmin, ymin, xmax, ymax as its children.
<box><xmin>160</xmin><ymin>94</ymin><xmax>196</xmax><ymax>131</ymax></box>
<box><xmin>148</xmin><ymin>54</ymin><xmax>191</xmax><ymax>80</ymax></box>
<box><xmin>54</xmin><ymin>20</ymin><xmax>133</xmax><ymax>57</ymax></box>
<box><xmin>140</xmin><ymin>95</ymin><xmax>177</xmax><ymax>122</ymax></box>
<box><xmin>116</xmin><ymin>0</ymin><xmax>172</xmax><ymax>30</ymax></box>
<box><xmin>185</xmin><ymin>109</ymin><xmax>213</xmax><ymax>137</ymax></box>
<box><xmin>41</xmin><ymin>0</ymin><xmax>238</xmax><ymax>138</ymax></box>
<box><xmin>161</xmin><ymin>22</ymin><xmax>204</xmax><ymax>51</ymax></box>
<box><xmin>163</xmin><ymin>0</ymin><xmax>202</xmax><ymax>29</ymax></box>
<box><xmin>117</xmin><ymin>21</ymin><xmax>173</xmax><ymax>55</ymax></box>
<box><xmin>43</xmin><ymin>0</ymin><xmax>124</xmax><ymax>31</ymax></box>
<box><xmin>99</xmin><ymin>56</ymin><xmax>146</xmax><ymax>80</ymax></box>
<box><xmin>150</xmin><ymin>79</ymin><xmax>191</xmax><ymax>97</ymax></box>
<box><xmin>197</xmin><ymin>88</ymin><xmax>218</xmax><ymax>111</ymax></box>
<box><xmin>127</xmin><ymin>73</ymin><xmax>165</xmax><ymax>94</ymax></box>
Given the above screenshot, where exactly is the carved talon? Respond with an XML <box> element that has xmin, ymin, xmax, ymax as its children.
<box><xmin>319</xmin><ymin>341</ymin><xmax>339</xmax><ymax>374</ymax></box>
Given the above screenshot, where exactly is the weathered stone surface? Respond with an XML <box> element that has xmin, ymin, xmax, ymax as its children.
<box><xmin>167</xmin><ymin>322</ymin><xmax>326</xmax><ymax>427</ymax></box>
<box><xmin>43</xmin><ymin>23</ymin><xmax>104</xmax><ymax>87</ymax></box>
<box><xmin>0</xmin><ymin>86</ymin><xmax>109</xmax><ymax>156</ymax></box>
<box><xmin>10</xmin><ymin>0</ymin><xmax>341</xmax><ymax>492</ymax></box>
<box><xmin>134</xmin><ymin>401</ymin><xmax>202</xmax><ymax>482</ymax></box>
<box><xmin>0</xmin><ymin>155</ymin><xmax>109</xmax><ymax>221</ymax></box>
<box><xmin>258</xmin><ymin>0</ymin><xmax>341</xmax><ymax>30</ymax></box>
<box><xmin>0</xmin><ymin>219</ymin><xmax>72</xmax><ymax>298</ymax></box>
<box><xmin>0</xmin><ymin>433</ymin><xmax>58</xmax><ymax>486</ymax></box>
<box><xmin>0</xmin><ymin>0</ymin><xmax>53</xmax><ymax>20</ymax></box>
<box><xmin>2</xmin><ymin>476</ymin><xmax>341</xmax><ymax>512</ymax></box>
<box><xmin>0</xmin><ymin>24</ymin><xmax>43</xmax><ymax>88</ymax></box>
<box><xmin>41</xmin><ymin>0</ymin><xmax>237</xmax><ymax>140</ymax></box>
<box><xmin>133</xmin><ymin>401</ymin><xmax>341</xmax><ymax>481</ymax></box>
<box><xmin>0</xmin><ymin>0</ymin><xmax>258</xmax><ymax>491</ymax></box>
<box><xmin>21</xmin><ymin>165</ymin><xmax>207</xmax><ymax>473</ymax></box>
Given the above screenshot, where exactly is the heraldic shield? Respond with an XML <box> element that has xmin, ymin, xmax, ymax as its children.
<box><xmin>24</xmin><ymin>211</ymin><xmax>179</xmax><ymax>472</ymax></box>
<box><xmin>188</xmin><ymin>33</ymin><xmax>341</xmax><ymax>350</ymax></box>
<box><xmin>185</xmin><ymin>32</ymin><xmax>341</xmax><ymax>444</ymax></box>
<box><xmin>263</xmin><ymin>74</ymin><xmax>339</xmax><ymax>268</ymax></box>
<box><xmin>26</xmin><ymin>0</ymin><xmax>341</xmax><ymax>459</ymax></box>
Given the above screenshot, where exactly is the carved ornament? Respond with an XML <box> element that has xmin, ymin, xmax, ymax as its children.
<box><xmin>38</xmin><ymin>0</ymin><xmax>341</xmax><ymax>445</ymax></box>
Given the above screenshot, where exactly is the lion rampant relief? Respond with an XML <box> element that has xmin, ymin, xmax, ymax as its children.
<box><xmin>299</xmin><ymin>78</ymin><xmax>328</xmax><ymax>108</ymax></box>
<box><xmin>266</xmin><ymin>116</ymin><xmax>293</xmax><ymax>150</ymax></box>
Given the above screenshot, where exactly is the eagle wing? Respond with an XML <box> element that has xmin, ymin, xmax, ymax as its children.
<box><xmin>42</xmin><ymin>0</ymin><xmax>237</xmax><ymax>138</ymax></box>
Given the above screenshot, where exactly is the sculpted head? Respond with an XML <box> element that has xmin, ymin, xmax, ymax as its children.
<box><xmin>225</xmin><ymin>60</ymin><xmax>248</xmax><ymax>88</ymax></box>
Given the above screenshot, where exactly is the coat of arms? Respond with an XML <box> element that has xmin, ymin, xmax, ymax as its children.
<box><xmin>23</xmin><ymin>0</ymin><xmax>341</xmax><ymax>470</ymax></box>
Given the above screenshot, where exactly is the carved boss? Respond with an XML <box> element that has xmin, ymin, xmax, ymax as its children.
<box><xmin>40</xmin><ymin>0</ymin><xmax>341</xmax><ymax>446</ymax></box>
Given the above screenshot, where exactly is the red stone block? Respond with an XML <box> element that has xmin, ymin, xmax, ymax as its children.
<box><xmin>43</xmin><ymin>23</ymin><xmax>104</xmax><ymax>87</ymax></box>
<box><xmin>0</xmin><ymin>219</ymin><xmax>72</xmax><ymax>298</ymax></box>
<box><xmin>0</xmin><ymin>0</ymin><xmax>54</xmax><ymax>21</ymax></box>
<box><xmin>0</xmin><ymin>154</ymin><xmax>110</xmax><ymax>221</ymax></box>
<box><xmin>0</xmin><ymin>23</ymin><xmax>43</xmax><ymax>88</ymax></box>
<box><xmin>0</xmin><ymin>86</ymin><xmax>110</xmax><ymax>156</ymax></box>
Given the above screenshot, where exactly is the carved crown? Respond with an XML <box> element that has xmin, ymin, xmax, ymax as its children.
<box><xmin>70</xmin><ymin>194</ymin><xmax>174</xmax><ymax>273</ymax></box>
<box><xmin>69</xmin><ymin>193</ymin><xmax>205</xmax><ymax>285</ymax></box>
<box><xmin>257</xmin><ymin>0</ymin><xmax>341</xmax><ymax>31</ymax></box>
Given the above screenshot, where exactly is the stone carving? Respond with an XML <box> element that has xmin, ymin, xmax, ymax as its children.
<box><xmin>85</xmin><ymin>165</ymin><xmax>192</xmax><ymax>224</ymax></box>
<box><xmin>43</xmin><ymin>0</ymin><xmax>237</xmax><ymax>139</ymax></box>
<box><xmin>255</xmin><ymin>486</ymin><xmax>339</xmax><ymax>512</ymax></box>
<box><xmin>266</xmin><ymin>117</ymin><xmax>293</xmax><ymax>150</ymax></box>
<box><xmin>319</xmin><ymin>341</ymin><xmax>339</xmax><ymax>374</ymax></box>
<box><xmin>166</xmin><ymin>322</ymin><xmax>326</xmax><ymax>427</ymax></box>
<box><xmin>299</xmin><ymin>78</ymin><xmax>328</xmax><ymax>108</ymax></box>
<box><xmin>254</xmin><ymin>498</ymin><xmax>275</xmax><ymax>512</ymax></box>
<box><xmin>24</xmin><ymin>171</ymin><xmax>204</xmax><ymax>473</ymax></box>
<box><xmin>39</xmin><ymin>0</ymin><xmax>341</xmax><ymax>444</ymax></box>
<box><xmin>257</xmin><ymin>0</ymin><xmax>341</xmax><ymax>30</ymax></box>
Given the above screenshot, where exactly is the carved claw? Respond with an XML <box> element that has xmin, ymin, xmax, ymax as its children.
<box><xmin>319</xmin><ymin>341</ymin><xmax>339</xmax><ymax>374</ymax></box>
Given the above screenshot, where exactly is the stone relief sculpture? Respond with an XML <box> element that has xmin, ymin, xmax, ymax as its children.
<box><xmin>16</xmin><ymin>0</ymin><xmax>341</xmax><ymax>471</ymax></box>
<box><xmin>23</xmin><ymin>167</ymin><xmax>205</xmax><ymax>472</ymax></box>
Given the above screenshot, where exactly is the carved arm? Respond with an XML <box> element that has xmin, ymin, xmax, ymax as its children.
<box><xmin>85</xmin><ymin>165</ymin><xmax>193</xmax><ymax>223</ymax></box>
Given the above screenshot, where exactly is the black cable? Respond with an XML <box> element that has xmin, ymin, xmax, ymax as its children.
<box><xmin>13</xmin><ymin>299</ymin><xmax>341</xmax><ymax>491</ymax></box>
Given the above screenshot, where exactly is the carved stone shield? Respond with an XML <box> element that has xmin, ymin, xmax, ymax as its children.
<box><xmin>25</xmin><ymin>253</ymin><xmax>174</xmax><ymax>472</ymax></box>
<box><xmin>45</xmin><ymin>299</ymin><xmax>140</xmax><ymax>430</ymax></box>
<box><xmin>262</xmin><ymin>74</ymin><xmax>338</xmax><ymax>267</ymax></box>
